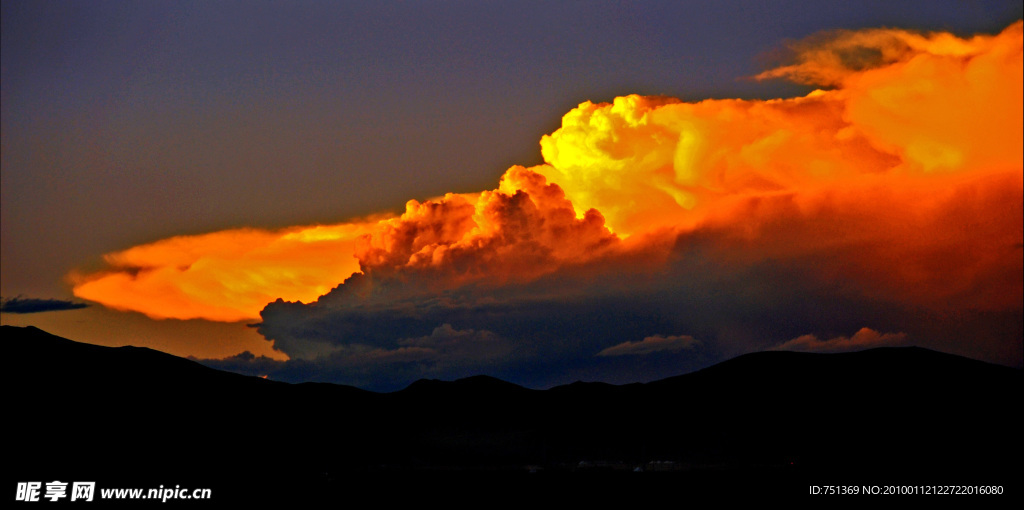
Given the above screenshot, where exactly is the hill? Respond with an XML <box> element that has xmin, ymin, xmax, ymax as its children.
<box><xmin>6</xmin><ymin>325</ymin><xmax>1020</xmax><ymax>503</ymax></box>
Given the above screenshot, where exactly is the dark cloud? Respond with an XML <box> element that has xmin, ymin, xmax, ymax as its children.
<box><xmin>597</xmin><ymin>334</ymin><xmax>700</xmax><ymax>357</ymax></box>
<box><xmin>191</xmin><ymin>351</ymin><xmax>286</xmax><ymax>379</ymax></box>
<box><xmin>0</xmin><ymin>296</ymin><xmax>88</xmax><ymax>314</ymax></box>
<box><xmin>241</xmin><ymin>173</ymin><xmax>1021</xmax><ymax>391</ymax></box>
<box><xmin>195</xmin><ymin>23</ymin><xmax>1022</xmax><ymax>391</ymax></box>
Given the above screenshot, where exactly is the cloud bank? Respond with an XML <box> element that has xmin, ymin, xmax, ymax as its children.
<box><xmin>73</xmin><ymin>23</ymin><xmax>1023</xmax><ymax>389</ymax></box>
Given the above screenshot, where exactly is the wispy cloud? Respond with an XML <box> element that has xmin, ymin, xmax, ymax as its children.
<box><xmin>597</xmin><ymin>335</ymin><xmax>700</xmax><ymax>357</ymax></box>
<box><xmin>773</xmin><ymin>328</ymin><xmax>908</xmax><ymax>353</ymax></box>
<box><xmin>1</xmin><ymin>296</ymin><xmax>89</xmax><ymax>314</ymax></box>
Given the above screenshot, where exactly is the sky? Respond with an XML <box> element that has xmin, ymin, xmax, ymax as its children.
<box><xmin>2</xmin><ymin>0</ymin><xmax>1021</xmax><ymax>391</ymax></box>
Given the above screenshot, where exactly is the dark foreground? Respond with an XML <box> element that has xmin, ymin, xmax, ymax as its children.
<box><xmin>6</xmin><ymin>325</ymin><xmax>1020</xmax><ymax>504</ymax></box>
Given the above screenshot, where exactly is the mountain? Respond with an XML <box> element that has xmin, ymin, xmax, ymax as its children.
<box><xmin>6</xmin><ymin>325</ymin><xmax>1020</xmax><ymax>503</ymax></box>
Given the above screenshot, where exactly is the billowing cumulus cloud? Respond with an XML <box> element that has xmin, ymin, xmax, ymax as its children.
<box><xmin>537</xmin><ymin>23</ymin><xmax>1022</xmax><ymax>234</ymax></box>
<box><xmin>75</xmin><ymin>23</ymin><xmax>1022</xmax><ymax>389</ymax></box>
<box><xmin>597</xmin><ymin>335</ymin><xmax>700</xmax><ymax>357</ymax></box>
<box><xmin>773</xmin><ymin>328</ymin><xmax>908</xmax><ymax>353</ymax></box>
<box><xmin>355</xmin><ymin>166</ymin><xmax>618</xmax><ymax>286</ymax></box>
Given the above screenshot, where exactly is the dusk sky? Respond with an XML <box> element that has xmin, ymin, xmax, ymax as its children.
<box><xmin>3</xmin><ymin>1</ymin><xmax>1021</xmax><ymax>391</ymax></box>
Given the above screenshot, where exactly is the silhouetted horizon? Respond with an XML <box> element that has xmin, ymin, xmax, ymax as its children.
<box><xmin>7</xmin><ymin>325</ymin><xmax>1020</xmax><ymax>503</ymax></box>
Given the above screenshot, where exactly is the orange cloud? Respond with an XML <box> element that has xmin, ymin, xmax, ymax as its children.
<box><xmin>71</xmin><ymin>166</ymin><xmax>620</xmax><ymax>321</ymax></box>
<box><xmin>536</xmin><ymin>22</ymin><xmax>1022</xmax><ymax>237</ymax></box>
<box><xmin>754</xmin><ymin>25</ymin><xmax>1004</xmax><ymax>86</ymax></box>
<box><xmin>530</xmin><ymin>21</ymin><xmax>1022</xmax><ymax>312</ymax></box>
<box><xmin>71</xmin><ymin>222</ymin><xmax>380</xmax><ymax>321</ymax></box>
<box><xmin>356</xmin><ymin>166</ymin><xmax>618</xmax><ymax>287</ymax></box>
<box><xmin>71</xmin><ymin>22</ymin><xmax>1023</xmax><ymax>333</ymax></box>
<box><xmin>773</xmin><ymin>328</ymin><xmax>907</xmax><ymax>353</ymax></box>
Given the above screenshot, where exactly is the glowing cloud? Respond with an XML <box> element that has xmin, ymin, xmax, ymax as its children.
<box><xmin>356</xmin><ymin>166</ymin><xmax>618</xmax><ymax>285</ymax></box>
<box><xmin>73</xmin><ymin>166</ymin><xmax>618</xmax><ymax>321</ymax></box>
<box><xmin>72</xmin><ymin>222</ymin><xmax>380</xmax><ymax>321</ymax></box>
<box><xmin>536</xmin><ymin>22</ymin><xmax>1022</xmax><ymax>236</ymax></box>
<box><xmin>73</xmin><ymin>21</ymin><xmax>1022</xmax><ymax>381</ymax></box>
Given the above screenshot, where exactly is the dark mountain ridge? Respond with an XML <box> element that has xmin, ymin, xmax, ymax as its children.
<box><xmin>6</xmin><ymin>325</ymin><xmax>1020</xmax><ymax>502</ymax></box>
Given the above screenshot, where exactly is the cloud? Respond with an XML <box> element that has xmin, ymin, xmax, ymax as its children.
<box><xmin>538</xmin><ymin>22</ymin><xmax>1022</xmax><ymax>234</ymax></box>
<box><xmin>194</xmin><ymin>324</ymin><xmax>519</xmax><ymax>390</ymax></box>
<box><xmin>69</xmin><ymin>22</ymin><xmax>1023</xmax><ymax>388</ymax></box>
<box><xmin>253</xmin><ymin>22</ymin><xmax>1020</xmax><ymax>387</ymax></box>
<box><xmin>70</xmin><ymin>221</ymin><xmax>382</xmax><ymax>321</ymax></box>
<box><xmin>398</xmin><ymin>324</ymin><xmax>510</xmax><ymax>363</ymax></box>
<box><xmin>773</xmin><ymin>328</ymin><xmax>908</xmax><ymax>353</ymax></box>
<box><xmin>596</xmin><ymin>335</ymin><xmax>700</xmax><ymax>357</ymax></box>
<box><xmin>355</xmin><ymin>166</ymin><xmax>619</xmax><ymax>286</ymax></box>
<box><xmin>192</xmin><ymin>351</ymin><xmax>287</xmax><ymax>378</ymax></box>
<box><xmin>0</xmin><ymin>296</ymin><xmax>89</xmax><ymax>314</ymax></box>
<box><xmin>754</xmin><ymin>24</ymin><xmax>1014</xmax><ymax>87</ymax></box>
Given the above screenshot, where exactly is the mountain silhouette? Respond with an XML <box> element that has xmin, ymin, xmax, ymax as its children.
<box><xmin>6</xmin><ymin>325</ymin><xmax>1020</xmax><ymax>503</ymax></box>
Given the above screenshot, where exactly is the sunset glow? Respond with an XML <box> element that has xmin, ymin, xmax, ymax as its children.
<box><xmin>7</xmin><ymin>4</ymin><xmax>1023</xmax><ymax>501</ymax></box>
<box><xmin>70</xmin><ymin>22</ymin><xmax>1022</xmax><ymax>328</ymax></box>
<box><xmin>72</xmin><ymin>222</ymin><xmax>379</xmax><ymax>321</ymax></box>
